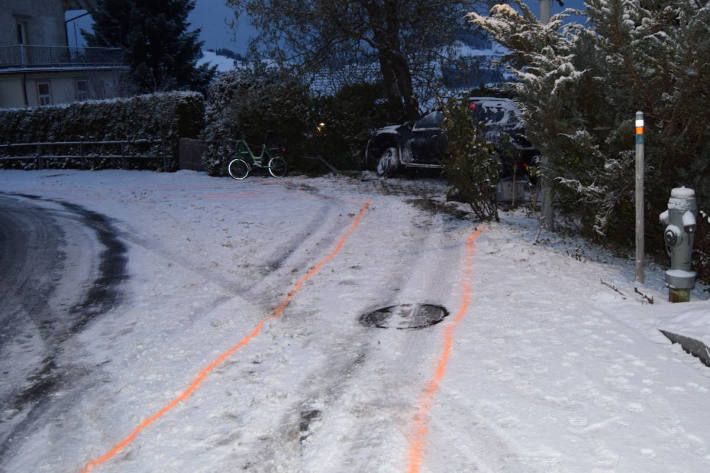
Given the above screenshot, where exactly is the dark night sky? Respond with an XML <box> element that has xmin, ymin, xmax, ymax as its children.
<box><xmin>67</xmin><ymin>1</ymin><xmax>588</xmax><ymax>54</ymax></box>
<box><xmin>65</xmin><ymin>0</ymin><xmax>251</xmax><ymax>53</ymax></box>
<box><xmin>188</xmin><ymin>0</ymin><xmax>251</xmax><ymax>54</ymax></box>
<box><xmin>188</xmin><ymin>0</ymin><xmax>588</xmax><ymax>54</ymax></box>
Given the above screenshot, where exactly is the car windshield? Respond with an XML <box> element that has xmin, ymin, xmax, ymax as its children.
<box><xmin>414</xmin><ymin>111</ymin><xmax>443</xmax><ymax>129</ymax></box>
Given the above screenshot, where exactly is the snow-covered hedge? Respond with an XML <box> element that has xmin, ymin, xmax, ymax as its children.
<box><xmin>201</xmin><ymin>67</ymin><xmax>312</xmax><ymax>176</ymax></box>
<box><xmin>202</xmin><ymin>66</ymin><xmax>402</xmax><ymax>176</ymax></box>
<box><xmin>0</xmin><ymin>91</ymin><xmax>205</xmax><ymax>170</ymax></box>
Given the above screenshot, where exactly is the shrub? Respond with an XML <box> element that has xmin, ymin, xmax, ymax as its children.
<box><xmin>201</xmin><ymin>65</ymin><xmax>313</xmax><ymax>176</ymax></box>
<box><xmin>0</xmin><ymin>92</ymin><xmax>204</xmax><ymax>170</ymax></box>
<box><xmin>201</xmin><ymin>64</ymin><xmax>402</xmax><ymax>176</ymax></box>
<box><xmin>471</xmin><ymin>0</ymin><xmax>710</xmax><ymax>282</ymax></box>
<box><xmin>310</xmin><ymin>82</ymin><xmax>404</xmax><ymax>171</ymax></box>
<box><xmin>442</xmin><ymin>97</ymin><xmax>499</xmax><ymax>222</ymax></box>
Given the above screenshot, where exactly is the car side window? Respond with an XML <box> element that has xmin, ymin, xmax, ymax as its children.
<box><xmin>478</xmin><ymin>104</ymin><xmax>521</xmax><ymax>129</ymax></box>
<box><xmin>413</xmin><ymin>111</ymin><xmax>443</xmax><ymax>130</ymax></box>
<box><xmin>491</xmin><ymin>108</ymin><xmax>504</xmax><ymax>124</ymax></box>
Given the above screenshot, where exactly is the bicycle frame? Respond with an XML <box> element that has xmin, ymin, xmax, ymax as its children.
<box><xmin>227</xmin><ymin>139</ymin><xmax>288</xmax><ymax>180</ymax></box>
<box><xmin>236</xmin><ymin>139</ymin><xmax>275</xmax><ymax>168</ymax></box>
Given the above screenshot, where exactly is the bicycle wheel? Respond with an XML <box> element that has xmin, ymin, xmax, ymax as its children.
<box><xmin>267</xmin><ymin>156</ymin><xmax>288</xmax><ymax>178</ymax></box>
<box><xmin>228</xmin><ymin>158</ymin><xmax>250</xmax><ymax>179</ymax></box>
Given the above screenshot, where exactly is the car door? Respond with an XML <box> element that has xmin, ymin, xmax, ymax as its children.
<box><xmin>408</xmin><ymin>111</ymin><xmax>446</xmax><ymax>164</ymax></box>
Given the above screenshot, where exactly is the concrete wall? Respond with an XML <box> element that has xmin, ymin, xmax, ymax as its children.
<box><xmin>0</xmin><ymin>75</ymin><xmax>26</xmax><ymax>108</ymax></box>
<box><xmin>0</xmin><ymin>70</ymin><xmax>122</xmax><ymax>108</ymax></box>
<box><xmin>1</xmin><ymin>0</ymin><xmax>67</xmax><ymax>46</ymax></box>
<box><xmin>178</xmin><ymin>138</ymin><xmax>208</xmax><ymax>171</ymax></box>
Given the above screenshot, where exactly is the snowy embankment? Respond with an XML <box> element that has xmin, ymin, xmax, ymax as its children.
<box><xmin>0</xmin><ymin>169</ymin><xmax>709</xmax><ymax>473</ymax></box>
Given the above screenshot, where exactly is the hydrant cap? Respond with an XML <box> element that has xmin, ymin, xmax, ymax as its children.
<box><xmin>671</xmin><ymin>187</ymin><xmax>695</xmax><ymax>199</ymax></box>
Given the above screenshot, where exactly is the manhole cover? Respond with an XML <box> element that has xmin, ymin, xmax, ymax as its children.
<box><xmin>359</xmin><ymin>303</ymin><xmax>449</xmax><ymax>330</ymax></box>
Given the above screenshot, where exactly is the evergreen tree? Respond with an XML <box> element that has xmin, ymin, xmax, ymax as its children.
<box><xmin>442</xmin><ymin>97</ymin><xmax>500</xmax><ymax>222</ymax></box>
<box><xmin>471</xmin><ymin>0</ymin><xmax>710</xmax><ymax>257</ymax></box>
<box><xmin>83</xmin><ymin>0</ymin><xmax>215</xmax><ymax>94</ymax></box>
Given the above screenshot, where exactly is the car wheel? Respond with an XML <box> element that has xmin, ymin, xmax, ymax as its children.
<box><xmin>376</xmin><ymin>147</ymin><xmax>399</xmax><ymax>177</ymax></box>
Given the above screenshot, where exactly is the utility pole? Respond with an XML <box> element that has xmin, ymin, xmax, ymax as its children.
<box><xmin>540</xmin><ymin>0</ymin><xmax>554</xmax><ymax>229</ymax></box>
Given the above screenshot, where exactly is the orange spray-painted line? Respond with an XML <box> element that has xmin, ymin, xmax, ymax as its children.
<box><xmin>406</xmin><ymin>228</ymin><xmax>483</xmax><ymax>473</ymax></box>
<box><xmin>80</xmin><ymin>200</ymin><xmax>371</xmax><ymax>473</ymax></box>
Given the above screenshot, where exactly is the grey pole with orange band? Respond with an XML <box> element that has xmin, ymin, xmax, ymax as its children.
<box><xmin>635</xmin><ymin>111</ymin><xmax>645</xmax><ymax>283</ymax></box>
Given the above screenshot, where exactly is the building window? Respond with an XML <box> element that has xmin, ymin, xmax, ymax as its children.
<box><xmin>16</xmin><ymin>21</ymin><xmax>28</xmax><ymax>65</ymax></box>
<box><xmin>76</xmin><ymin>80</ymin><xmax>89</xmax><ymax>101</ymax></box>
<box><xmin>16</xmin><ymin>22</ymin><xmax>27</xmax><ymax>44</ymax></box>
<box><xmin>37</xmin><ymin>82</ymin><xmax>52</xmax><ymax>106</ymax></box>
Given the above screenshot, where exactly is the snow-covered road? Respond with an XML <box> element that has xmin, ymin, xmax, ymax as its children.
<box><xmin>0</xmin><ymin>170</ymin><xmax>709</xmax><ymax>473</ymax></box>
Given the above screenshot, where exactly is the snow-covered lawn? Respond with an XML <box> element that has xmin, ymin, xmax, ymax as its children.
<box><xmin>1</xmin><ymin>169</ymin><xmax>709</xmax><ymax>473</ymax></box>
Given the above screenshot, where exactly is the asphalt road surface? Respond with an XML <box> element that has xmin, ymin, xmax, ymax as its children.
<box><xmin>0</xmin><ymin>194</ymin><xmax>126</xmax><ymax>464</ymax></box>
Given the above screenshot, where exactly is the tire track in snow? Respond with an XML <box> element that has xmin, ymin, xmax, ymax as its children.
<box><xmin>77</xmin><ymin>201</ymin><xmax>371</xmax><ymax>473</ymax></box>
<box><xmin>300</xmin><ymin>211</ymin><xmax>473</xmax><ymax>472</ymax></box>
<box><xmin>117</xmin><ymin>199</ymin><xmax>347</xmax><ymax>312</ymax></box>
<box><xmin>406</xmin><ymin>228</ymin><xmax>482</xmax><ymax>473</ymax></box>
<box><xmin>306</xmin><ymin>212</ymin><xmax>475</xmax><ymax>472</ymax></box>
<box><xmin>199</xmin><ymin>203</ymin><xmax>468</xmax><ymax>473</ymax></box>
<box><xmin>110</xmin><ymin>201</ymin><xmax>342</xmax><ymax>335</ymax></box>
<box><xmin>0</xmin><ymin>194</ymin><xmax>127</xmax><ymax>469</ymax></box>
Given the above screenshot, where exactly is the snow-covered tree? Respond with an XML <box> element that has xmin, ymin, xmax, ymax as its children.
<box><xmin>83</xmin><ymin>0</ymin><xmax>215</xmax><ymax>94</ymax></box>
<box><xmin>227</xmin><ymin>0</ymin><xmax>490</xmax><ymax>120</ymax></box>
<box><xmin>471</xmin><ymin>0</ymin><xmax>710</xmax><ymax>255</ymax></box>
<box><xmin>443</xmin><ymin>97</ymin><xmax>500</xmax><ymax>221</ymax></box>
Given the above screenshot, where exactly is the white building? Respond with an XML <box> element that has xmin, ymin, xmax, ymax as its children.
<box><xmin>0</xmin><ymin>0</ymin><xmax>128</xmax><ymax>108</ymax></box>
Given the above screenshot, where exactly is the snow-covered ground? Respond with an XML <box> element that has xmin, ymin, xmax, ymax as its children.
<box><xmin>1</xmin><ymin>169</ymin><xmax>709</xmax><ymax>473</ymax></box>
<box><xmin>451</xmin><ymin>39</ymin><xmax>508</xmax><ymax>58</ymax></box>
<box><xmin>198</xmin><ymin>50</ymin><xmax>239</xmax><ymax>72</ymax></box>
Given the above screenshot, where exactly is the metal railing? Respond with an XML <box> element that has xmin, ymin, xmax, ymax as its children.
<box><xmin>0</xmin><ymin>139</ymin><xmax>171</xmax><ymax>170</ymax></box>
<box><xmin>0</xmin><ymin>45</ymin><xmax>124</xmax><ymax>69</ymax></box>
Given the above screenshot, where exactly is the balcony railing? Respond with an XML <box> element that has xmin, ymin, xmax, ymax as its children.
<box><xmin>0</xmin><ymin>45</ymin><xmax>124</xmax><ymax>70</ymax></box>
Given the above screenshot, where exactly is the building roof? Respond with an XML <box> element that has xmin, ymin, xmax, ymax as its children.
<box><xmin>63</xmin><ymin>0</ymin><xmax>96</xmax><ymax>11</ymax></box>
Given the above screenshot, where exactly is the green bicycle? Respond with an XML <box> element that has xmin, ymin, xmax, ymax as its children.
<box><xmin>228</xmin><ymin>139</ymin><xmax>288</xmax><ymax>179</ymax></box>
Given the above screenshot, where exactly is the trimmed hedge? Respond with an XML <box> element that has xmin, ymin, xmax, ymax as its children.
<box><xmin>0</xmin><ymin>91</ymin><xmax>205</xmax><ymax>170</ymax></box>
<box><xmin>201</xmin><ymin>68</ymin><xmax>313</xmax><ymax>176</ymax></box>
<box><xmin>200</xmin><ymin>66</ymin><xmax>402</xmax><ymax>176</ymax></box>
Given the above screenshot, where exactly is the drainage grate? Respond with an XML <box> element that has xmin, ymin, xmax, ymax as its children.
<box><xmin>359</xmin><ymin>303</ymin><xmax>449</xmax><ymax>330</ymax></box>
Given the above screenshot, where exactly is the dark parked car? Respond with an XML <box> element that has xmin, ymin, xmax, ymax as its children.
<box><xmin>365</xmin><ymin>97</ymin><xmax>539</xmax><ymax>178</ymax></box>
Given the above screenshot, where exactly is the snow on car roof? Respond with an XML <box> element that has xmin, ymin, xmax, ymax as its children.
<box><xmin>374</xmin><ymin>124</ymin><xmax>401</xmax><ymax>135</ymax></box>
